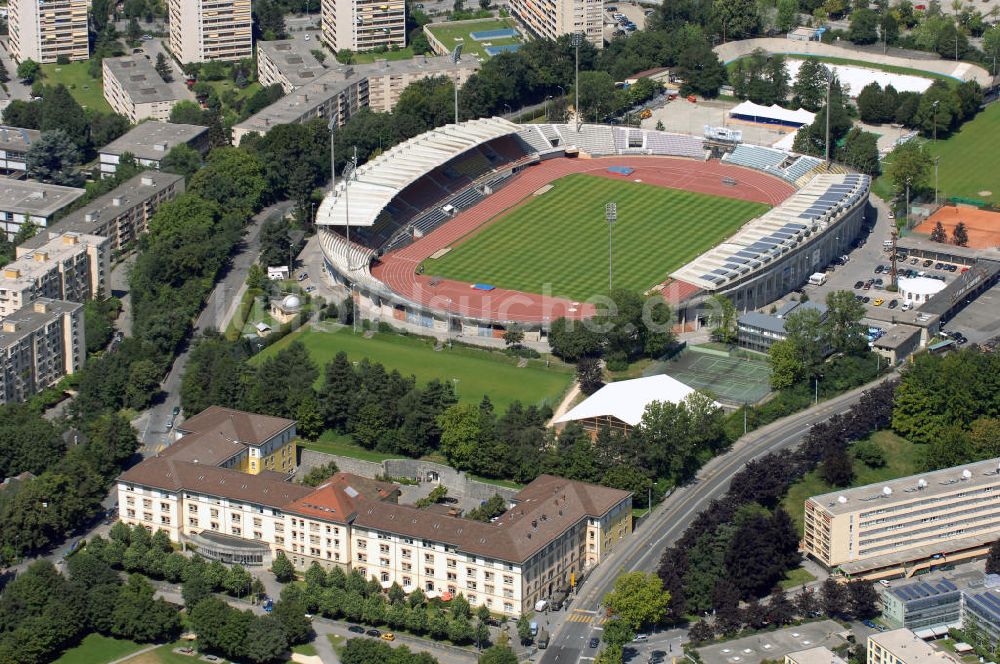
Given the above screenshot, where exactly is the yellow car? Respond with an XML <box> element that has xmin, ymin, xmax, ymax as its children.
<box><xmin>381</xmin><ymin>633</ymin><xmax>395</xmax><ymax>642</ymax></box>
<box><xmin>873</xmin><ymin>298</ymin><xmax>884</xmax><ymax>306</ymax></box>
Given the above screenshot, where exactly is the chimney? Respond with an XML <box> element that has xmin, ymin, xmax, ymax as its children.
<box><xmin>84</xmin><ymin>212</ymin><xmax>97</xmax><ymax>222</ymax></box>
<box><xmin>141</xmin><ymin>175</ymin><xmax>154</xmax><ymax>186</ymax></box>
<box><xmin>154</xmin><ymin>142</ymin><xmax>168</xmax><ymax>152</ymax></box>
<box><xmin>62</xmin><ymin>234</ymin><xmax>79</xmax><ymax>245</ymax></box>
<box><xmin>33</xmin><ymin>252</ymin><xmax>49</xmax><ymax>262</ymax></box>
<box><xmin>112</xmin><ymin>197</ymin><xmax>124</xmax><ymax>206</ymax></box>
<box><xmin>32</xmin><ymin>301</ymin><xmax>48</xmax><ymax>313</ymax></box>
<box><xmin>3</xmin><ymin>268</ymin><xmax>20</xmax><ymax>279</ymax></box>
<box><xmin>2</xmin><ymin>321</ymin><xmax>16</xmax><ymax>333</ymax></box>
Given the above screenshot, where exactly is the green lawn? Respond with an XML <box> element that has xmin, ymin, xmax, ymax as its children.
<box><xmin>54</xmin><ymin>634</ymin><xmax>147</xmax><ymax>664</ymax></box>
<box><xmin>301</xmin><ymin>430</ymin><xmax>411</xmax><ymax>463</ymax></box>
<box><xmin>425</xmin><ymin>174</ymin><xmax>770</xmax><ymax>302</ymax></box>
<box><xmin>292</xmin><ymin>643</ymin><xmax>319</xmax><ymax>656</ymax></box>
<box><xmin>353</xmin><ymin>47</ymin><xmax>416</xmax><ymax>63</ymax></box>
<box><xmin>41</xmin><ymin>62</ymin><xmax>113</xmax><ymax>113</ymax></box>
<box><xmin>426</xmin><ymin>17</ymin><xmax>520</xmax><ymax>60</ymax></box>
<box><xmin>782</xmin><ymin>430</ymin><xmax>920</xmax><ymax>535</ymax></box>
<box><xmin>778</xmin><ymin>566</ymin><xmax>817</xmax><ymax>590</ymax></box>
<box><xmin>255</xmin><ymin>325</ymin><xmax>573</xmax><ymax>411</ymax></box>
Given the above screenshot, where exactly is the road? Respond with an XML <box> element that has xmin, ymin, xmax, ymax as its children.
<box><xmin>539</xmin><ymin>373</ymin><xmax>895</xmax><ymax>664</ymax></box>
<box><xmin>136</xmin><ymin>200</ymin><xmax>294</xmax><ymax>454</ymax></box>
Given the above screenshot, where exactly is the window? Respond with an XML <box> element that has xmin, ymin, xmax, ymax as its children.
<box><xmin>380</xmin><ymin>544</ymin><xmax>390</xmax><ymax>554</ymax></box>
<box><xmin>357</xmin><ymin>553</ymin><xmax>367</xmax><ymax>562</ymax></box>
<box><xmin>485</xmin><ymin>584</ymin><xmax>495</xmax><ymax>595</ymax></box>
<box><xmin>188</xmin><ymin>517</ymin><xmax>198</xmax><ymax>527</ymax></box>
<box><xmin>467</xmin><ymin>581</ymin><xmax>477</xmax><ymax>590</ymax></box>
<box><xmin>357</xmin><ymin>540</ymin><xmax>367</xmax><ymax>550</ymax></box>
<box><xmin>426</xmin><ymin>581</ymin><xmax>435</xmax><ymax>591</ymax></box>
<box><xmin>254</xmin><ymin>531</ymin><xmax>263</xmax><ymax>540</ymax></box>
<box><xmin>381</xmin><ymin>571</ymin><xmax>390</xmax><ymax>583</ymax></box>
<box><xmin>401</xmin><ymin>549</ymin><xmax>411</xmax><ymax>559</ymax></box>
<box><xmin>403</xmin><ymin>576</ymin><xmax>411</xmax><ymax>587</ymax></box>
<box><xmin>424</xmin><ymin>553</ymin><xmax>434</xmax><ymax>563</ymax></box>
<box><xmin>447</xmin><ymin>572</ymin><xmax>457</xmax><ymax>581</ymax></box>
<box><xmin>504</xmin><ymin>602</ymin><xmax>513</xmax><ymax>613</ymax></box>
<box><xmin>466</xmin><ymin>568</ymin><xmax>476</xmax><ymax>577</ymax></box>
<box><xmin>143</xmin><ymin>512</ymin><xmax>153</xmax><ymax>522</ymax></box>
<box><xmin>253</xmin><ymin>517</ymin><xmax>262</xmax><ymax>527</ymax></box>
<box><xmin>160</xmin><ymin>502</ymin><xmax>170</xmax><ymax>512</ymax></box>
<box><xmin>188</xmin><ymin>504</ymin><xmax>198</xmax><ymax>514</ymax></box>
<box><xmin>231</xmin><ymin>526</ymin><xmax>241</xmax><ymax>536</ymax></box>
<box><xmin>503</xmin><ymin>575</ymin><xmax>514</xmax><ymax>585</ymax></box>
<box><xmin>425</xmin><ymin>568</ymin><xmax>434</xmax><ymax>577</ymax></box>
<box><xmin>380</xmin><ymin>557</ymin><xmax>390</xmax><ymax>567</ymax></box>
<box><xmin>447</xmin><ymin>558</ymin><xmax>457</xmax><ymax>568</ymax></box>
<box><xmin>160</xmin><ymin>516</ymin><xmax>171</xmax><ymax>525</ymax></box>
<box><xmin>211</xmin><ymin>521</ymin><xmax>219</xmax><ymax>531</ymax></box>
<box><xmin>231</xmin><ymin>513</ymin><xmax>241</xmax><ymax>523</ymax></box>
<box><xmin>210</xmin><ymin>508</ymin><xmax>219</xmax><ymax>518</ymax></box>
<box><xmin>402</xmin><ymin>562</ymin><xmax>412</xmax><ymax>571</ymax></box>
<box><xmin>484</xmin><ymin>571</ymin><xmax>493</xmax><ymax>581</ymax></box>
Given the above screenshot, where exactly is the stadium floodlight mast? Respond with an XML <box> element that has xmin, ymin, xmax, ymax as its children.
<box><xmin>572</xmin><ymin>31</ymin><xmax>583</xmax><ymax>132</ymax></box>
<box><xmin>328</xmin><ymin>116</ymin><xmax>337</xmax><ymax>194</ymax></box>
<box><xmin>452</xmin><ymin>44</ymin><xmax>463</xmax><ymax>124</ymax></box>
<box><xmin>823</xmin><ymin>65</ymin><xmax>833</xmax><ymax>169</ymax></box>
<box><xmin>605</xmin><ymin>201</ymin><xmax>617</xmax><ymax>291</ymax></box>
<box><xmin>343</xmin><ymin>146</ymin><xmax>360</xmax><ymax>333</ymax></box>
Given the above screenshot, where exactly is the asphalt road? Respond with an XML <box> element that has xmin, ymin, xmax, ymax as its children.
<box><xmin>539</xmin><ymin>373</ymin><xmax>896</xmax><ymax>664</ymax></box>
<box><xmin>137</xmin><ymin>201</ymin><xmax>294</xmax><ymax>454</ymax></box>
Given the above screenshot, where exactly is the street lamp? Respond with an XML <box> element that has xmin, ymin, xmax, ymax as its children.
<box><xmin>932</xmin><ymin>99</ymin><xmax>939</xmax><ymax>143</ymax></box>
<box><xmin>934</xmin><ymin>156</ymin><xmax>940</xmax><ymax>206</ymax></box>
<box><xmin>605</xmin><ymin>202</ymin><xmax>617</xmax><ymax>291</ymax></box>
<box><xmin>572</xmin><ymin>32</ymin><xmax>583</xmax><ymax>132</ymax></box>
<box><xmin>452</xmin><ymin>45</ymin><xmax>463</xmax><ymax>124</ymax></box>
<box><xmin>503</xmin><ymin>103</ymin><xmax>511</xmax><ymax>118</ymax></box>
<box><xmin>822</xmin><ymin>65</ymin><xmax>833</xmax><ymax>167</ymax></box>
<box><xmin>545</xmin><ymin>95</ymin><xmax>552</xmax><ymax>121</ymax></box>
<box><xmin>328</xmin><ymin>117</ymin><xmax>337</xmax><ymax>193</ymax></box>
<box><xmin>905</xmin><ymin>177</ymin><xmax>911</xmax><ymax>229</ymax></box>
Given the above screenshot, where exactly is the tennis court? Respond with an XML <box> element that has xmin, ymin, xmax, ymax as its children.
<box><xmin>651</xmin><ymin>344</ymin><xmax>772</xmax><ymax>406</ymax></box>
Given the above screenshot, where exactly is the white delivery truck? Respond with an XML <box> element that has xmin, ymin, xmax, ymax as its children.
<box><xmin>808</xmin><ymin>272</ymin><xmax>827</xmax><ymax>286</ymax></box>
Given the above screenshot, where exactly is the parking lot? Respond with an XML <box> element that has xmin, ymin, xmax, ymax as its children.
<box><xmin>603</xmin><ymin>2</ymin><xmax>652</xmax><ymax>40</ymax></box>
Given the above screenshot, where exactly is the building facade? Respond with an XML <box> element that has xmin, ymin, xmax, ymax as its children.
<box><xmin>0</xmin><ymin>298</ymin><xmax>84</xmax><ymax>404</ymax></box>
<box><xmin>0</xmin><ymin>126</ymin><xmax>41</xmax><ymax>177</ymax></box>
<box><xmin>737</xmin><ymin>301</ymin><xmax>828</xmax><ymax>353</ymax></box>
<box><xmin>22</xmin><ymin>172</ymin><xmax>185</xmax><ymax>253</ymax></box>
<box><xmin>881</xmin><ymin>579</ymin><xmax>962</xmax><ymax>632</ymax></box>
<box><xmin>803</xmin><ymin>459</ymin><xmax>1000</xmax><ymax>579</ymax></box>
<box><xmin>256</xmin><ymin>37</ymin><xmax>328</xmax><ymax>94</ymax></box>
<box><xmin>867</xmin><ymin>629</ymin><xmax>957</xmax><ymax>664</ymax></box>
<box><xmin>0</xmin><ymin>232</ymin><xmax>109</xmax><ymax>318</ymax></box>
<box><xmin>321</xmin><ymin>0</ymin><xmax>406</xmax><ymax>53</ymax></box>
<box><xmin>117</xmin><ymin>408</ymin><xmax>633</xmax><ymax>616</ymax></box>
<box><xmin>102</xmin><ymin>56</ymin><xmax>193</xmax><ymax>123</ymax></box>
<box><xmin>168</xmin><ymin>0</ymin><xmax>253</xmax><ymax>63</ymax></box>
<box><xmin>961</xmin><ymin>588</ymin><xmax>1000</xmax><ymax>648</ymax></box>
<box><xmin>98</xmin><ymin>123</ymin><xmax>210</xmax><ymax>177</ymax></box>
<box><xmin>8</xmin><ymin>0</ymin><xmax>88</xmax><ymax>64</ymax></box>
<box><xmin>0</xmin><ymin>179</ymin><xmax>85</xmax><ymax>240</ymax></box>
<box><xmin>508</xmin><ymin>0</ymin><xmax>603</xmax><ymax>49</ymax></box>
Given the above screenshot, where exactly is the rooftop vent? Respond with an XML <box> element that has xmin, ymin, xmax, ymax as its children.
<box><xmin>882</xmin><ymin>486</ymin><xmax>892</xmax><ymax>497</ymax></box>
<box><xmin>837</xmin><ymin>495</ymin><xmax>847</xmax><ymax>504</ymax></box>
<box><xmin>962</xmin><ymin>469</ymin><xmax>972</xmax><ymax>480</ymax></box>
<box><xmin>141</xmin><ymin>175</ymin><xmax>154</xmax><ymax>186</ymax></box>
<box><xmin>112</xmin><ymin>197</ymin><xmax>124</xmax><ymax>206</ymax></box>
<box><xmin>917</xmin><ymin>479</ymin><xmax>928</xmax><ymax>489</ymax></box>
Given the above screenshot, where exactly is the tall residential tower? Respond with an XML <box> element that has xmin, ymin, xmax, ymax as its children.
<box><xmin>507</xmin><ymin>0</ymin><xmax>603</xmax><ymax>49</ymax></box>
<box><xmin>8</xmin><ymin>0</ymin><xmax>89</xmax><ymax>63</ymax></box>
<box><xmin>168</xmin><ymin>0</ymin><xmax>253</xmax><ymax>63</ymax></box>
<box><xmin>321</xmin><ymin>0</ymin><xmax>406</xmax><ymax>52</ymax></box>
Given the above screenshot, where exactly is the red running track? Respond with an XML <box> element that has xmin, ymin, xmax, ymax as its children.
<box><xmin>371</xmin><ymin>156</ymin><xmax>795</xmax><ymax>324</ymax></box>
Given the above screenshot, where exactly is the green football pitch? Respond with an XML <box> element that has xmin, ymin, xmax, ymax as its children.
<box><xmin>424</xmin><ymin>174</ymin><xmax>770</xmax><ymax>301</ymax></box>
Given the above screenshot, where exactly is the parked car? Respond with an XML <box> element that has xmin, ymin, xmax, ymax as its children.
<box><xmin>923</xmin><ymin>259</ymin><xmax>934</xmax><ymax>267</ymax></box>
<box><xmin>947</xmin><ymin>264</ymin><xmax>958</xmax><ymax>272</ymax></box>
<box><xmin>934</xmin><ymin>262</ymin><xmax>944</xmax><ymax>269</ymax></box>
<box><xmin>888</xmin><ymin>299</ymin><xmax>898</xmax><ymax>309</ymax></box>
<box><xmin>348</xmin><ymin>625</ymin><xmax>365</xmax><ymax>634</ymax></box>
<box><xmin>381</xmin><ymin>633</ymin><xmax>395</xmax><ymax>641</ymax></box>
<box><xmin>873</xmin><ymin>298</ymin><xmax>885</xmax><ymax>306</ymax></box>
<box><xmin>874</xmin><ymin>265</ymin><xmax>884</xmax><ymax>274</ymax></box>
<box><xmin>634</xmin><ymin>634</ymin><xmax>650</xmax><ymax>641</ymax></box>
<box><xmin>366</xmin><ymin>629</ymin><xmax>381</xmax><ymax>638</ymax></box>
<box><xmin>854</xmin><ymin>280</ymin><xmax>864</xmax><ymax>289</ymax></box>
<box><xmin>910</xmin><ymin>257</ymin><xmax>919</xmax><ymax>265</ymax></box>
<box><xmin>589</xmin><ymin>637</ymin><xmax>601</xmax><ymax>648</ymax></box>
<box><xmin>862</xmin><ymin>296</ymin><xmax>871</xmax><ymax>303</ymax></box>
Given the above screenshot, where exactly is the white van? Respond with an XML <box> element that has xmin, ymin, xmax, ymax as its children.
<box><xmin>901</xmin><ymin>301</ymin><xmax>912</xmax><ymax>311</ymax></box>
<box><xmin>808</xmin><ymin>272</ymin><xmax>827</xmax><ymax>286</ymax></box>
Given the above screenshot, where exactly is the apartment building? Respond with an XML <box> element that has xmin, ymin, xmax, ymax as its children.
<box><xmin>803</xmin><ymin>459</ymin><xmax>1000</xmax><ymax>579</ymax></box>
<box><xmin>172</xmin><ymin>406</ymin><xmax>299</xmax><ymax>476</ymax></box>
<box><xmin>0</xmin><ymin>298</ymin><xmax>84</xmax><ymax>404</ymax></box>
<box><xmin>0</xmin><ymin>179</ymin><xmax>85</xmax><ymax>240</ymax></box>
<box><xmin>881</xmin><ymin>578</ymin><xmax>963</xmax><ymax>632</ymax></box>
<box><xmin>168</xmin><ymin>0</ymin><xmax>253</xmax><ymax>63</ymax></box>
<box><xmin>233</xmin><ymin>54</ymin><xmax>479</xmax><ymax>142</ymax></box>
<box><xmin>8</xmin><ymin>0</ymin><xmax>89</xmax><ymax>64</ymax></box>
<box><xmin>867</xmin><ymin>629</ymin><xmax>957</xmax><ymax>664</ymax></box>
<box><xmin>20</xmin><ymin>172</ymin><xmax>186</xmax><ymax>253</ymax></box>
<box><xmin>257</xmin><ymin>36</ymin><xmax>329</xmax><ymax>94</ymax></box>
<box><xmin>0</xmin><ymin>126</ymin><xmax>42</xmax><ymax>177</ymax></box>
<box><xmin>98</xmin><ymin>122</ymin><xmax>210</xmax><ymax>177</ymax></box>
<box><xmin>508</xmin><ymin>0</ymin><xmax>603</xmax><ymax>49</ymax></box>
<box><xmin>102</xmin><ymin>55</ymin><xmax>194</xmax><ymax>123</ymax></box>
<box><xmin>321</xmin><ymin>0</ymin><xmax>405</xmax><ymax>53</ymax></box>
<box><xmin>0</xmin><ymin>232</ymin><xmax>109</xmax><ymax>318</ymax></box>
<box><xmin>117</xmin><ymin>408</ymin><xmax>633</xmax><ymax>616</ymax></box>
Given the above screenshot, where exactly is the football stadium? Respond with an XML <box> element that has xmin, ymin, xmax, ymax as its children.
<box><xmin>316</xmin><ymin>118</ymin><xmax>871</xmax><ymax>336</ymax></box>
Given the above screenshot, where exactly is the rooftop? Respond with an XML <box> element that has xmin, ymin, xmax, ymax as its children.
<box><xmin>19</xmin><ymin>171</ymin><xmax>185</xmax><ymax>250</ymax></box>
<box><xmin>899</xmin><ymin>276</ymin><xmax>948</xmax><ymax>296</ymax></box>
<box><xmin>0</xmin><ymin>299</ymin><xmax>81</xmax><ymax>345</ymax></box>
<box><xmin>257</xmin><ymin>35</ymin><xmax>328</xmax><ymax>88</ymax></box>
<box><xmin>868</xmin><ymin>629</ymin><xmax>956</xmax><ymax>664</ymax></box>
<box><xmin>808</xmin><ymin>457</ymin><xmax>1000</xmax><ymax>516</ymax></box>
<box><xmin>0</xmin><ymin>125</ymin><xmax>41</xmax><ymax>152</ymax></box>
<box><xmin>99</xmin><ymin>122</ymin><xmax>208</xmax><ymax>160</ymax></box>
<box><xmin>873</xmin><ymin>324</ymin><xmax>922</xmax><ymax>350</ymax></box>
<box><xmin>177</xmin><ymin>405</ymin><xmax>296</xmax><ymax>446</ymax></box>
<box><xmin>888</xmin><ymin>578</ymin><xmax>959</xmax><ymax>602</ymax></box>
<box><xmin>2</xmin><ymin>232</ymin><xmax>107</xmax><ymax>289</ymax></box>
<box><xmin>555</xmin><ymin>374</ymin><xmax>710</xmax><ymax>427</ymax></box>
<box><xmin>963</xmin><ymin>588</ymin><xmax>1000</xmax><ymax>621</ymax></box>
<box><xmin>104</xmin><ymin>55</ymin><xmax>192</xmax><ymax>105</ymax></box>
<box><xmin>0</xmin><ymin>179</ymin><xmax>85</xmax><ymax>217</ymax></box>
<box><xmin>786</xmin><ymin>646</ymin><xmax>848</xmax><ymax>664</ymax></box>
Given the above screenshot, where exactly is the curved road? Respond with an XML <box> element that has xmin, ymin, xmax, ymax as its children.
<box><xmin>540</xmin><ymin>372</ymin><xmax>895</xmax><ymax>664</ymax></box>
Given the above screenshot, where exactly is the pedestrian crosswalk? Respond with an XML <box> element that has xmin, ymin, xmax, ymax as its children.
<box><xmin>566</xmin><ymin>610</ymin><xmax>607</xmax><ymax>625</ymax></box>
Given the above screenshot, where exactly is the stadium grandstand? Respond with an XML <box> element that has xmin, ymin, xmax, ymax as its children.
<box><xmin>316</xmin><ymin>117</ymin><xmax>870</xmax><ymax>333</ymax></box>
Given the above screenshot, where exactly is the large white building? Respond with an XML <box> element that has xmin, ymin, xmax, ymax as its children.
<box><xmin>118</xmin><ymin>407</ymin><xmax>634</xmax><ymax>616</ymax></box>
<box><xmin>0</xmin><ymin>298</ymin><xmax>84</xmax><ymax>404</ymax></box>
<box><xmin>168</xmin><ymin>0</ymin><xmax>253</xmax><ymax>63</ymax></box>
<box><xmin>321</xmin><ymin>0</ymin><xmax>406</xmax><ymax>53</ymax></box>
<box><xmin>508</xmin><ymin>0</ymin><xmax>603</xmax><ymax>49</ymax></box>
<box><xmin>7</xmin><ymin>0</ymin><xmax>88</xmax><ymax>64</ymax></box>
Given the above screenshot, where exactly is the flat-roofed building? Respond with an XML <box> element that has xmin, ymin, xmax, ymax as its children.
<box><xmin>508</xmin><ymin>0</ymin><xmax>603</xmax><ymax>49</ymax></box>
<box><xmin>168</xmin><ymin>0</ymin><xmax>252</xmax><ymax>63</ymax></box>
<box><xmin>8</xmin><ymin>0</ymin><xmax>89</xmax><ymax>64</ymax></box>
<box><xmin>0</xmin><ymin>126</ymin><xmax>41</xmax><ymax>176</ymax></box>
<box><xmin>786</xmin><ymin>646</ymin><xmax>848</xmax><ymax>664</ymax></box>
<box><xmin>232</xmin><ymin>54</ymin><xmax>478</xmax><ymax>143</ymax></box>
<box><xmin>257</xmin><ymin>35</ymin><xmax>328</xmax><ymax>93</ymax></box>
<box><xmin>0</xmin><ymin>232</ymin><xmax>109</xmax><ymax>318</ymax></box>
<box><xmin>117</xmin><ymin>407</ymin><xmax>633</xmax><ymax>616</ymax></box>
<box><xmin>867</xmin><ymin>629</ymin><xmax>957</xmax><ymax>664</ymax></box>
<box><xmin>0</xmin><ymin>298</ymin><xmax>84</xmax><ymax>404</ymax></box>
<box><xmin>22</xmin><ymin>172</ymin><xmax>186</xmax><ymax>252</ymax></box>
<box><xmin>737</xmin><ymin>301</ymin><xmax>828</xmax><ymax>353</ymax></box>
<box><xmin>961</xmin><ymin>588</ymin><xmax>1000</xmax><ymax>647</ymax></box>
<box><xmin>321</xmin><ymin>0</ymin><xmax>405</xmax><ymax>53</ymax></box>
<box><xmin>0</xmin><ymin>179</ymin><xmax>85</xmax><ymax>240</ymax></box>
<box><xmin>803</xmin><ymin>459</ymin><xmax>1000</xmax><ymax>579</ymax></box>
<box><xmin>98</xmin><ymin>122</ymin><xmax>210</xmax><ymax>177</ymax></box>
<box><xmin>881</xmin><ymin>578</ymin><xmax>963</xmax><ymax>632</ymax></box>
<box><xmin>102</xmin><ymin>56</ymin><xmax>194</xmax><ymax>123</ymax></box>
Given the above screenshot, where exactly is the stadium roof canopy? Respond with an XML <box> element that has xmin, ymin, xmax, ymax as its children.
<box><xmin>555</xmin><ymin>374</ymin><xmax>710</xmax><ymax>427</ymax></box>
<box><xmin>315</xmin><ymin>117</ymin><xmax>520</xmax><ymax>229</ymax></box>
<box><xmin>671</xmin><ymin>173</ymin><xmax>870</xmax><ymax>292</ymax></box>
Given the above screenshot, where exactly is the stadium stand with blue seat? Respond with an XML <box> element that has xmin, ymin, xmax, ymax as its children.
<box><xmin>722</xmin><ymin>144</ymin><xmax>787</xmax><ymax>171</ymax></box>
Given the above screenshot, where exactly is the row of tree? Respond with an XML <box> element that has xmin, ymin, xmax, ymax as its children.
<box><xmin>857</xmin><ymin>79</ymin><xmax>983</xmax><ymax>140</ymax></box>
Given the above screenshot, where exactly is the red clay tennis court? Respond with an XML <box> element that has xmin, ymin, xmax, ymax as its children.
<box><xmin>915</xmin><ymin>206</ymin><xmax>1000</xmax><ymax>250</ymax></box>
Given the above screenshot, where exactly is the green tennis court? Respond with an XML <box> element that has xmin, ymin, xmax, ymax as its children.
<box><xmin>653</xmin><ymin>345</ymin><xmax>772</xmax><ymax>405</ymax></box>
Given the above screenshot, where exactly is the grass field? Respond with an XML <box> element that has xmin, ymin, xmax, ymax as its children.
<box><xmin>353</xmin><ymin>47</ymin><xmax>416</xmax><ymax>63</ymax></box>
<box><xmin>255</xmin><ymin>324</ymin><xmax>573</xmax><ymax>411</ymax></box>
<box><xmin>425</xmin><ymin>174</ymin><xmax>769</xmax><ymax>302</ymax></box>
<box><xmin>782</xmin><ymin>430</ymin><xmax>920</xmax><ymax>535</ymax></box>
<box><xmin>53</xmin><ymin>634</ymin><xmax>147</xmax><ymax>664</ymax></box>
<box><xmin>425</xmin><ymin>17</ymin><xmax>520</xmax><ymax>61</ymax></box>
<box><xmin>41</xmin><ymin>62</ymin><xmax>113</xmax><ymax>113</ymax></box>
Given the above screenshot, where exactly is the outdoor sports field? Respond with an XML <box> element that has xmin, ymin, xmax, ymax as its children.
<box><xmin>424</xmin><ymin>173</ymin><xmax>770</xmax><ymax>302</ymax></box>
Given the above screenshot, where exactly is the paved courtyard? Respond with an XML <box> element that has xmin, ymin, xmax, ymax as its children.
<box><xmin>697</xmin><ymin>620</ymin><xmax>850</xmax><ymax>664</ymax></box>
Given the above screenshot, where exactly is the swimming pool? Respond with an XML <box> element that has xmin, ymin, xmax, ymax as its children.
<box><xmin>470</xmin><ymin>27</ymin><xmax>518</xmax><ymax>41</ymax></box>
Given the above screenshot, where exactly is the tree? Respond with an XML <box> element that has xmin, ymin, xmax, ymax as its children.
<box><xmin>847</xmin><ymin>580</ymin><xmax>879</xmax><ymax>619</ymax></box>
<box><xmin>885</xmin><ymin>141</ymin><xmax>932</xmax><ymax>198</ymax></box>
<box><xmin>40</xmin><ymin>85</ymin><xmax>89</xmax><ymax>149</ymax></box>
<box><xmin>792</xmin><ymin>58</ymin><xmax>828</xmax><ymax>112</ymax></box>
<box><xmin>479</xmin><ymin>645</ymin><xmax>518</xmax><ymax>664</ymax></box>
<box><xmin>155</xmin><ymin>53</ymin><xmax>173</xmax><ymax>82</ymax></box>
<box><xmin>711</xmin><ymin>0</ymin><xmax>763</xmax><ymax>40</ymax></box>
<box><xmin>820</xmin><ymin>447</ymin><xmax>855</xmax><ymax>486</ymax></box>
<box><xmin>969</xmin><ymin>418</ymin><xmax>1000</xmax><ymax>459</ymax></box>
<box><xmin>837</xmin><ymin>128</ymin><xmax>881</xmax><ymax>176</ymax></box>
<box><xmin>577</xmin><ymin>356</ymin><xmax>604</xmax><ymax>395</ymax></box>
<box><xmin>548</xmin><ymin>317</ymin><xmax>602</xmax><ymax>361</ymax></box>
<box><xmin>189</xmin><ymin>147</ymin><xmax>266</xmax><ymax>212</ymax></box>
<box><xmin>852</xmin><ymin>439</ymin><xmax>887</xmax><ymax>467</ymax></box>
<box><xmin>26</xmin><ymin>129</ymin><xmax>82</xmax><ymax>186</ymax></box>
<box><xmin>111</xmin><ymin>574</ymin><xmax>182</xmax><ymax>642</ymax></box>
<box><xmin>914</xmin><ymin>81</ymin><xmax>960</xmax><ymax>139</ymax></box>
<box><xmin>502</xmin><ymin>325</ymin><xmax>524</xmax><ymax>349</ymax></box>
<box><xmin>271</xmin><ymin>550</ymin><xmax>295</xmax><ymax>582</ymax></box>
<box><xmin>125</xmin><ymin>359</ymin><xmax>161</xmax><ymax>409</ymax></box>
<box><xmin>89</xmin><ymin>113</ymin><xmax>131</xmax><ymax>148</ymax></box>
<box><xmin>707</xmin><ymin>294</ymin><xmax>738</xmax><ymax>344</ymax></box>
<box><xmin>603</xmin><ymin>572</ymin><xmax>671</xmax><ymax>632</ymax></box>
<box><xmin>170</xmin><ymin>101</ymin><xmax>207</xmax><ymax>125</ymax></box>
<box><xmin>930</xmin><ymin>221</ymin><xmax>948</xmax><ymax>243</ymax></box>
<box><xmin>0</xmin><ymin>56</ymin><xmax>8</xmax><ymax>84</ymax></box>
<box><xmin>676</xmin><ymin>38</ymin><xmax>727</xmax><ymax>98</ymax></box>
<box><xmin>688</xmin><ymin>620</ymin><xmax>715</xmax><ymax>643</ymax></box>
<box><xmin>823</xmin><ymin>290</ymin><xmax>867</xmax><ymax>356</ymax></box>
<box><xmin>516</xmin><ymin>614</ymin><xmax>532</xmax><ymax>644</ymax></box>
<box><xmin>880</xmin><ymin>10</ymin><xmax>899</xmax><ymax>45</ymax></box>
<box><xmin>820</xmin><ymin>577</ymin><xmax>847</xmax><ymax>618</ymax></box>
<box><xmin>987</xmin><ymin>538</ymin><xmax>1000</xmax><ymax>574</ymax></box>
<box><xmin>16</xmin><ymin>58</ymin><xmax>41</xmax><ymax>83</ymax></box>
<box><xmin>952</xmin><ymin>222</ymin><xmax>969</xmax><ymax>247</ymax></box>
<box><xmin>574</xmin><ymin>70</ymin><xmax>617</xmax><ymax>122</ymax></box>
<box><xmin>777</xmin><ymin>0</ymin><xmax>800</xmax><ymax>31</ymax></box>
<box><xmin>769</xmin><ymin>339</ymin><xmax>803</xmax><ymax>390</ymax></box>
<box><xmin>849</xmin><ymin>8</ymin><xmax>880</xmax><ymax>43</ymax></box>
<box><xmin>243</xmin><ymin>615</ymin><xmax>288</xmax><ymax>664</ymax></box>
